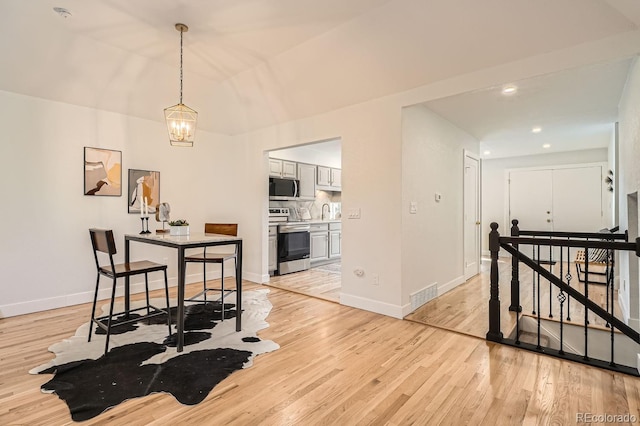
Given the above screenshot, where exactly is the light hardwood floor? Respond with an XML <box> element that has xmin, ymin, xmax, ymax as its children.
<box><xmin>2</xmin><ymin>280</ymin><xmax>640</xmax><ymax>425</ymax></box>
<box><xmin>265</xmin><ymin>265</ymin><xmax>341</xmax><ymax>303</ymax></box>
<box><xmin>406</xmin><ymin>257</ymin><xmax>621</xmax><ymax>340</ymax></box>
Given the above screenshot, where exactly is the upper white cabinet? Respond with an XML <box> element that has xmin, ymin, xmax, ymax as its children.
<box><xmin>317</xmin><ymin>166</ymin><xmax>331</xmax><ymax>186</ymax></box>
<box><xmin>269</xmin><ymin>158</ymin><xmax>297</xmax><ymax>179</ymax></box>
<box><xmin>270</xmin><ymin>157</ymin><xmax>340</xmax><ymax>191</ymax></box>
<box><xmin>297</xmin><ymin>163</ymin><xmax>316</xmax><ymax>199</ymax></box>
<box><xmin>268</xmin><ymin>158</ymin><xmax>282</xmax><ymax>177</ymax></box>
<box><xmin>317</xmin><ymin>166</ymin><xmax>341</xmax><ymax>191</ymax></box>
<box><xmin>330</xmin><ymin>168</ymin><xmax>341</xmax><ymax>188</ymax></box>
<box><xmin>282</xmin><ymin>161</ymin><xmax>297</xmax><ymax>179</ymax></box>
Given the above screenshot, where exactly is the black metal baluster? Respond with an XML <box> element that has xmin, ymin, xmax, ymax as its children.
<box><xmin>549</xmin><ymin>243</ymin><xmax>553</xmax><ymax>318</ymax></box>
<box><xmin>559</xmin><ymin>244</ymin><xmax>565</xmax><ymax>354</ymax></box>
<box><xmin>605</xmin><ymin>249</ymin><xmax>610</xmax><ymax>328</ymax></box>
<box><xmin>609</xmin><ymin>248</ymin><xmax>615</xmax><ymax>366</ymax></box>
<box><xmin>532</xmin><ymin>243</ymin><xmax>537</xmax><ymax>315</ymax></box>
<box><xmin>584</xmin><ymin>246</ymin><xmax>589</xmax><ymax>361</ymax></box>
<box><xmin>509</xmin><ymin>220</ymin><xmax>522</xmax><ymax>315</ymax></box>
<box><xmin>566</xmin><ymin>243</ymin><xmax>572</xmax><ymax>322</ymax></box>
<box><xmin>537</xmin><ymin>244</ymin><xmax>541</xmax><ymax>350</ymax></box>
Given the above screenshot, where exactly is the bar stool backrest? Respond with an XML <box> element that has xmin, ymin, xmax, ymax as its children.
<box><xmin>89</xmin><ymin>228</ymin><xmax>117</xmax><ymax>271</ymax></box>
<box><xmin>204</xmin><ymin>223</ymin><xmax>238</xmax><ymax>236</ymax></box>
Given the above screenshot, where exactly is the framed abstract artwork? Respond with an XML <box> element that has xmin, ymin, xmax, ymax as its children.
<box><xmin>128</xmin><ymin>169</ymin><xmax>160</xmax><ymax>214</ymax></box>
<box><xmin>84</xmin><ymin>147</ymin><xmax>122</xmax><ymax>196</ymax></box>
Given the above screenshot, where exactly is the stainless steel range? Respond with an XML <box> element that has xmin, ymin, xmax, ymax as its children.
<box><xmin>268</xmin><ymin>207</ymin><xmax>311</xmax><ymax>275</ymax></box>
<box><xmin>277</xmin><ymin>222</ymin><xmax>310</xmax><ymax>274</ymax></box>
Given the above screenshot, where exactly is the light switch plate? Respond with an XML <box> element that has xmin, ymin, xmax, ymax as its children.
<box><xmin>435</xmin><ymin>193</ymin><xmax>442</xmax><ymax>202</ymax></box>
<box><xmin>410</xmin><ymin>201</ymin><xmax>418</xmax><ymax>214</ymax></box>
<box><xmin>348</xmin><ymin>208</ymin><xmax>361</xmax><ymax>219</ymax></box>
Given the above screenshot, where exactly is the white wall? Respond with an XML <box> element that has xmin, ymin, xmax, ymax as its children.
<box><xmin>2</xmin><ymin>32</ymin><xmax>635</xmax><ymax>320</ymax></box>
<box><xmin>401</xmin><ymin>105</ymin><xmax>479</xmax><ymax>312</ymax></box>
<box><xmin>617</xmin><ymin>56</ymin><xmax>640</xmax><ymax>330</ymax></box>
<box><xmin>0</xmin><ymin>90</ymin><xmax>244</xmax><ymax>317</ymax></box>
<box><xmin>481</xmin><ymin>148</ymin><xmax>609</xmax><ymax>252</ymax></box>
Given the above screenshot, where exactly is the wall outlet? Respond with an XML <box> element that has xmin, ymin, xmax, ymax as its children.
<box><xmin>372</xmin><ymin>274</ymin><xmax>379</xmax><ymax>285</ymax></box>
<box><xmin>163</xmin><ymin>257</ymin><xmax>168</xmax><ymax>264</ymax></box>
<box><xmin>410</xmin><ymin>201</ymin><xmax>418</xmax><ymax>214</ymax></box>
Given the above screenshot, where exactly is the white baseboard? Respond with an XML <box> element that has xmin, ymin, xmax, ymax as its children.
<box><xmin>340</xmin><ymin>293</ymin><xmax>404</xmax><ymax>319</ymax></box>
<box><xmin>437</xmin><ymin>275</ymin><xmax>465</xmax><ymax>297</ymax></box>
<box><xmin>0</xmin><ymin>268</ymin><xmax>259</xmax><ymax>319</ymax></box>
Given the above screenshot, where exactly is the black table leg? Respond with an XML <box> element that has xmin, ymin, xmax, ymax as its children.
<box><xmin>124</xmin><ymin>237</ymin><xmax>131</xmax><ymax>317</ymax></box>
<box><xmin>236</xmin><ymin>240</ymin><xmax>242</xmax><ymax>332</ymax></box>
<box><xmin>177</xmin><ymin>247</ymin><xmax>186</xmax><ymax>352</ymax></box>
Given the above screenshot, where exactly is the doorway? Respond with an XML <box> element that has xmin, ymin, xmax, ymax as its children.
<box><xmin>625</xmin><ymin>192</ymin><xmax>639</xmax><ymax>328</ymax></box>
<box><xmin>266</xmin><ymin>139</ymin><xmax>342</xmax><ymax>303</ymax></box>
<box><xmin>463</xmin><ymin>151</ymin><xmax>481</xmax><ymax>280</ymax></box>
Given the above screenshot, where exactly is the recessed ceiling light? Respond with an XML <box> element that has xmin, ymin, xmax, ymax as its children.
<box><xmin>483</xmin><ymin>150</ymin><xmax>491</xmax><ymax>155</ymax></box>
<box><xmin>532</xmin><ymin>126</ymin><xmax>542</xmax><ymax>133</ymax></box>
<box><xmin>542</xmin><ymin>144</ymin><xmax>551</xmax><ymax>149</ymax></box>
<box><xmin>501</xmin><ymin>85</ymin><xmax>517</xmax><ymax>95</ymax></box>
<box><xmin>53</xmin><ymin>7</ymin><xmax>72</xmax><ymax>18</ymax></box>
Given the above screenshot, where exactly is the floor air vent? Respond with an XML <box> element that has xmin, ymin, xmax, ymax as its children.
<box><xmin>410</xmin><ymin>282</ymin><xmax>438</xmax><ymax>311</ymax></box>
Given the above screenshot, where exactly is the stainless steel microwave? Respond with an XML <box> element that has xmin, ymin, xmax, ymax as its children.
<box><xmin>269</xmin><ymin>177</ymin><xmax>299</xmax><ymax>198</ymax></box>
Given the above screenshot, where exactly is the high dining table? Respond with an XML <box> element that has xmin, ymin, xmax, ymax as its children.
<box><xmin>124</xmin><ymin>232</ymin><xmax>243</xmax><ymax>352</ymax></box>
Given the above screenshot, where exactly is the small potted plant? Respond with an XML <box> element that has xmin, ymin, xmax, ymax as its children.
<box><xmin>169</xmin><ymin>219</ymin><xmax>190</xmax><ymax>236</ymax></box>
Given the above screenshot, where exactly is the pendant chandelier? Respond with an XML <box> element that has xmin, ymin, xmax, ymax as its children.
<box><xmin>164</xmin><ymin>23</ymin><xmax>197</xmax><ymax>147</ymax></box>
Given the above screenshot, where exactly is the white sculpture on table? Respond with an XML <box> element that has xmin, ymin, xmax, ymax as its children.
<box><xmin>155</xmin><ymin>202</ymin><xmax>171</xmax><ymax>234</ymax></box>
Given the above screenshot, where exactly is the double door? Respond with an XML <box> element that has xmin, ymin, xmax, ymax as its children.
<box><xmin>509</xmin><ymin>165</ymin><xmax>604</xmax><ymax>259</ymax></box>
<box><xmin>509</xmin><ymin>166</ymin><xmax>603</xmax><ymax>232</ymax></box>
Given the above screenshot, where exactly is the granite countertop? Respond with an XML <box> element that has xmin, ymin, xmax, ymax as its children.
<box><xmin>275</xmin><ymin>219</ymin><xmax>341</xmax><ymax>225</ymax></box>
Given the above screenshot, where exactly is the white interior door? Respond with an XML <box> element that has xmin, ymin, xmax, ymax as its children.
<box><xmin>552</xmin><ymin>166</ymin><xmax>603</xmax><ymax>231</ymax></box>
<box><xmin>464</xmin><ymin>153</ymin><xmax>480</xmax><ymax>280</ymax></box>
<box><xmin>509</xmin><ymin>169</ymin><xmax>553</xmax><ymax>232</ymax></box>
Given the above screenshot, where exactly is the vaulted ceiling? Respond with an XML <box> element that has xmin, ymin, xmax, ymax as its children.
<box><xmin>2</xmin><ymin>0</ymin><xmax>640</xmax><ymax>151</ymax></box>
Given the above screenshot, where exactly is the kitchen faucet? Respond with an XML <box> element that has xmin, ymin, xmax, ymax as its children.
<box><xmin>321</xmin><ymin>203</ymin><xmax>330</xmax><ymax>220</ymax></box>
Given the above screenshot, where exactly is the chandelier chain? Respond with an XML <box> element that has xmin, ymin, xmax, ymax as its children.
<box><xmin>179</xmin><ymin>27</ymin><xmax>183</xmax><ymax>104</ymax></box>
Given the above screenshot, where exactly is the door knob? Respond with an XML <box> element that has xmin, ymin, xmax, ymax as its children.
<box><xmin>547</xmin><ymin>219</ymin><xmax>551</xmax><ymax>223</ymax></box>
<box><xmin>547</xmin><ymin>211</ymin><xmax>551</xmax><ymax>214</ymax></box>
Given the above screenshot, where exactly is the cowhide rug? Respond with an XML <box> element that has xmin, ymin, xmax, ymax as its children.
<box><xmin>30</xmin><ymin>289</ymin><xmax>279</xmax><ymax>422</ymax></box>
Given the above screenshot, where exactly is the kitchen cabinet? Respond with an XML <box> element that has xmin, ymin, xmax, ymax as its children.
<box><xmin>310</xmin><ymin>222</ymin><xmax>341</xmax><ymax>264</ymax></box>
<box><xmin>317</xmin><ymin>166</ymin><xmax>331</xmax><ymax>186</ymax></box>
<box><xmin>268</xmin><ymin>226</ymin><xmax>277</xmax><ymax>273</ymax></box>
<box><xmin>329</xmin><ymin>222</ymin><xmax>342</xmax><ymax>258</ymax></box>
<box><xmin>330</xmin><ymin>168</ymin><xmax>342</xmax><ymax>188</ymax></box>
<box><xmin>310</xmin><ymin>223</ymin><xmax>329</xmax><ymax>263</ymax></box>
<box><xmin>297</xmin><ymin>163</ymin><xmax>316</xmax><ymax>199</ymax></box>
<box><xmin>269</xmin><ymin>158</ymin><xmax>297</xmax><ymax>179</ymax></box>
<box><xmin>317</xmin><ymin>166</ymin><xmax>341</xmax><ymax>191</ymax></box>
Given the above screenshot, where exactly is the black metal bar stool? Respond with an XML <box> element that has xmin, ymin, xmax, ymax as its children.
<box><xmin>184</xmin><ymin>223</ymin><xmax>238</xmax><ymax>320</ymax></box>
<box><xmin>88</xmin><ymin>229</ymin><xmax>172</xmax><ymax>355</ymax></box>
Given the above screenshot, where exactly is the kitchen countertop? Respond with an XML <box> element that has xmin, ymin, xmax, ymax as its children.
<box><xmin>270</xmin><ymin>219</ymin><xmax>341</xmax><ymax>226</ymax></box>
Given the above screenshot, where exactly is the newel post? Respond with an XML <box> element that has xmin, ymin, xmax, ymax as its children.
<box><xmin>487</xmin><ymin>222</ymin><xmax>503</xmax><ymax>342</ymax></box>
<box><xmin>509</xmin><ymin>219</ymin><xmax>522</xmax><ymax>312</ymax></box>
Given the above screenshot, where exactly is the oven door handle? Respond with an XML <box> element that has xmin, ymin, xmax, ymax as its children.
<box><xmin>280</xmin><ymin>226</ymin><xmax>310</xmax><ymax>233</ymax></box>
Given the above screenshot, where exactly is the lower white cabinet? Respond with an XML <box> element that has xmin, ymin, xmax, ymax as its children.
<box><xmin>329</xmin><ymin>230</ymin><xmax>341</xmax><ymax>258</ymax></box>
<box><xmin>310</xmin><ymin>222</ymin><xmax>341</xmax><ymax>264</ymax></box>
<box><xmin>268</xmin><ymin>226</ymin><xmax>277</xmax><ymax>273</ymax></box>
<box><xmin>310</xmin><ymin>231</ymin><xmax>329</xmax><ymax>262</ymax></box>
